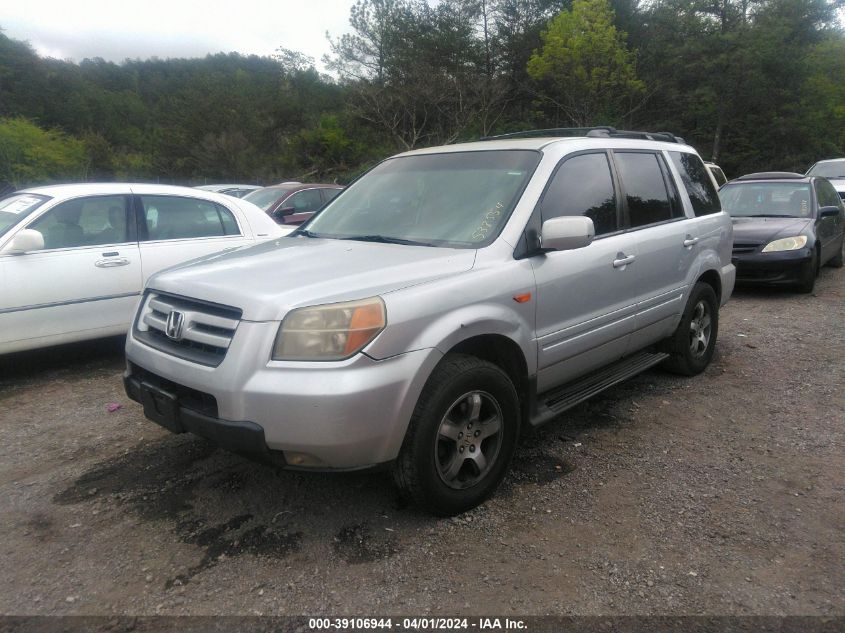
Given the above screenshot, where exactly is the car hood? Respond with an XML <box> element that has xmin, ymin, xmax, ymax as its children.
<box><xmin>731</xmin><ymin>217</ymin><xmax>813</xmax><ymax>245</ymax></box>
<box><xmin>147</xmin><ymin>237</ymin><xmax>477</xmax><ymax>321</ymax></box>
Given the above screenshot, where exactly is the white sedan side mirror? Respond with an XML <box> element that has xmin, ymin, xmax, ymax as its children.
<box><xmin>8</xmin><ymin>229</ymin><xmax>45</xmax><ymax>254</ymax></box>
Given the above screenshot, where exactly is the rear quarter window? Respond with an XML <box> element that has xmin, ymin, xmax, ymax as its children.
<box><xmin>669</xmin><ymin>152</ymin><xmax>722</xmax><ymax>216</ymax></box>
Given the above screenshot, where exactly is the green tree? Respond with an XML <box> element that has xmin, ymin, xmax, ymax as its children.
<box><xmin>637</xmin><ymin>0</ymin><xmax>845</xmax><ymax>173</ymax></box>
<box><xmin>527</xmin><ymin>0</ymin><xmax>645</xmax><ymax>126</ymax></box>
<box><xmin>0</xmin><ymin>117</ymin><xmax>87</xmax><ymax>187</ymax></box>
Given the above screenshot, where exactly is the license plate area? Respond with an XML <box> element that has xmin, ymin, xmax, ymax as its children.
<box><xmin>140</xmin><ymin>381</ymin><xmax>183</xmax><ymax>433</ymax></box>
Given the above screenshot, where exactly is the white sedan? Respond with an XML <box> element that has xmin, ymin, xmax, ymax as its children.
<box><xmin>0</xmin><ymin>183</ymin><xmax>290</xmax><ymax>354</ymax></box>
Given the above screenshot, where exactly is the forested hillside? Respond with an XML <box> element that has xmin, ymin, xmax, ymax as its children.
<box><xmin>1</xmin><ymin>0</ymin><xmax>843</xmax><ymax>188</ymax></box>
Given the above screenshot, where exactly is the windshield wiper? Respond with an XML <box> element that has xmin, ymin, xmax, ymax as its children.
<box><xmin>295</xmin><ymin>229</ymin><xmax>323</xmax><ymax>238</ymax></box>
<box><xmin>338</xmin><ymin>234</ymin><xmax>434</xmax><ymax>247</ymax></box>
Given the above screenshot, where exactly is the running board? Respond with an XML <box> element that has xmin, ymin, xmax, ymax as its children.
<box><xmin>529</xmin><ymin>351</ymin><xmax>669</xmax><ymax>427</ymax></box>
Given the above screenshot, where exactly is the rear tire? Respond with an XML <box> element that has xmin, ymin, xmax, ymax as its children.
<box><xmin>662</xmin><ymin>282</ymin><xmax>719</xmax><ymax>376</ymax></box>
<box><xmin>392</xmin><ymin>354</ymin><xmax>519</xmax><ymax>516</ymax></box>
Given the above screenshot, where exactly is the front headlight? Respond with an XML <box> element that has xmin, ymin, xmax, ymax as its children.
<box><xmin>272</xmin><ymin>297</ymin><xmax>386</xmax><ymax>361</ymax></box>
<box><xmin>761</xmin><ymin>235</ymin><xmax>808</xmax><ymax>252</ymax></box>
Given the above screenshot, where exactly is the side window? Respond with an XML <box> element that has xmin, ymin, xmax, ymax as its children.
<box><xmin>614</xmin><ymin>152</ymin><xmax>674</xmax><ymax>228</ymax></box>
<box><xmin>815</xmin><ymin>179</ymin><xmax>843</xmax><ymax>209</ymax></box>
<box><xmin>539</xmin><ymin>152</ymin><xmax>618</xmax><ymax>235</ymax></box>
<box><xmin>139</xmin><ymin>196</ymin><xmax>241</xmax><ymax>241</ymax></box>
<box><xmin>28</xmin><ymin>195</ymin><xmax>129</xmax><ymax>249</ymax></box>
<box><xmin>322</xmin><ymin>188</ymin><xmax>342</xmax><ymax>203</ymax></box>
<box><xmin>285</xmin><ymin>189</ymin><xmax>324</xmax><ymax>213</ymax></box>
<box><xmin>216</xmin><ymin>203</ymin><xmax>240</xmax><ymax>235</ymax></box>
<box><xmin>669</xmin><ymin>152</ymin><xmax>721</xmax><ymax>216</ymax></box>
<box><xmin>710</xmin><ymin>166</ymin><xmax>727</xmax><ymax>187</ymax></box>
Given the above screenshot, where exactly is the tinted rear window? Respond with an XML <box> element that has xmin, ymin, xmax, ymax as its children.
<box><xmin>615</xmin><ymin>152</ymin><xmax>676</xmax><ymax>227</ymax></box>
<box><xmin>669</xmin><ymin>152</ymin><xmax>721</xmax><ymax>216</ymax></box>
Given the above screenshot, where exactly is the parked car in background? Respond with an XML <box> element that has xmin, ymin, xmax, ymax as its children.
<box><xmin>719</xmin><ymin>172</ymin><xmax>845</xmax><ymax>293</ymax></box>
<box><xmin>124</xmin><ymin>127</ymin><xmax>735</xmax><ymax>515</ymax></box>
<box><xmin>705</xmin><ymin>162</ymin><xmax>728</xmax><ymax>188</ymax></box>
<box><xmin>243</xmin><ymin>183</ymin><xmax>344</xmax><ymax>225</ymax></box>
<box><xmin>0</xmin><ymin>184</ymin><xmax>288</xmax><ymax>354</ymax></box>
<box><xmin>194</xmin><ymin>184</ymin><xmax>262</xmax><ymax>198</ymax></box>
<box><xmin>806</xmin><ymin>158</ymin><xmax>845</xmax><ymax>200</ymax></box>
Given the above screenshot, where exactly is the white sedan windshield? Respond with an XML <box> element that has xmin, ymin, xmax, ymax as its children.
<box><xmin>0</xmin><ymin>194</ymin><xmax>51</xmax><ymax>239</ymax></box>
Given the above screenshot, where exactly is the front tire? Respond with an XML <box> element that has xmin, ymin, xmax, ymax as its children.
<box><xmin>662</xmin><ymin>282</ymin><xmax>719</xmax><ymax>376</ymax></box>
<box><xmin>392</xmin><ymin>354</ymin><xmax>519</xmax><ymax>516</ymax></box>
<box><xmin>796</xmin><ymin>248</ymin><xmax>819</xmax><ymax>293</ymax></box>
<box><xmin>828</xmin><ymin>236</ymin><xmax>844</xmax><ymax>268</ymax></box>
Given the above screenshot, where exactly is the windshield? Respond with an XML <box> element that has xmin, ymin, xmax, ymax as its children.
<box><xmin>302</xmin><ymin>150</ymin><xmax>541</xmax><ymax>248</ymax></box>
<box><xmin>0</xmin><ymin>193</ymin><xmax>51</xmax><ymax>239</ymax></box>
<box><xmin>243</xmin><ymin>187</ymin><xmax>293</xmax><ymax>211</ymax></box>
<box><xmin>719</xmin><ymin>182</ymin><xmax>814</xmax><ymax>218</ymax></box>
<box><xmin>807</xmin><ymin>161</ymin><xmax>845</xmax><ymax>179</ymax></box>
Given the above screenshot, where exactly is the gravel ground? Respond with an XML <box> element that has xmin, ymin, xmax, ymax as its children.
<box><xmin>0</xmin><ymin>268</ymin><xmax>843</xmax><ymax>617</ymax></box>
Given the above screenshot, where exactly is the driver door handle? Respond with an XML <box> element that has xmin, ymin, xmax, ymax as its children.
<box><xmin>95</xmin><ymin>257</ymin><xmax>130</xmax><ymax>268</ymax></box>
<box><xmin>683</xmin><ymin>236</ymin><xmax>699</xmax><ymax>247</ymax></box>
<box><xmin>613</xmin><ymin>254</ymin><xmax>636</xmax><ymax>268</ymax></box>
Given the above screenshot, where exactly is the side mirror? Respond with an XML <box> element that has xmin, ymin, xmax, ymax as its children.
<box><xmin>7</xmin><ymin>229</ymin><xmax>45</xmax><ymax>254</ymax></box>
<box><xmin>540</xmin><ymin>216</ymin><xmax>595</xmax><ymax>252</ymax></box>
<box><xmin>276</xmin><ymin>206</ymin><xmax>296</xmax><ymax>217</ymax></box>
<box><xmin>819</xmin><ymin>205</ymin><xmax>840</xmax><ymax>218</ymax></box>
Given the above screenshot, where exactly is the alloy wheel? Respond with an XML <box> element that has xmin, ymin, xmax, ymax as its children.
<box><xmin>689</xmin><ymin>300</ymin><xmax>712</xmax><ymax>358</ymax></box>
<box><xmin>434</xmin><ymin>391</ymin><xmax>503</xmax><ymax>490</ymax></box>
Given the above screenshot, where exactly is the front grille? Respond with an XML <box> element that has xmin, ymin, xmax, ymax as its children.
<box><xmin>134</xmin><ymin>291</ymin><xmax>242</xmax><ymax>367</ymax></box>
<box><xmin>732</xmin><ymin>241</ymin><xmax>761</xmax><ymax>255</ymax></box>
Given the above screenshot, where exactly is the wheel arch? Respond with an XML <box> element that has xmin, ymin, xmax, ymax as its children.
<box><xmin>446</xmin><ymin>334</ymin><xmax>531</xmax><ymax>430</ymax></box>
<box><xmin>696</xmin><ymin>268</ymin><xmax>723</xmax><ymax>304</ymax></box>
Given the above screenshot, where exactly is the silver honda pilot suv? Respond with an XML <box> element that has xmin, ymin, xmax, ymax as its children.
<box><xmin>124</xmin><ymin>128</ymin><xmax>736</xmax><ymax>515</ymax></box>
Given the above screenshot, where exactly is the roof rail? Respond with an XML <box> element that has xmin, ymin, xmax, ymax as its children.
<box><xmin>479</xmin><ymin>126</ymin><xmax>686</xmax><ymax>144</ymax></box>
<box><xmin>734</xmin><ymin>172</ymin><xmax>806</xmax><ymax>181</ymax></box>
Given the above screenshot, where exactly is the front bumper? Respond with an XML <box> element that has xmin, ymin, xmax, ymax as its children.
<box><xmin>732</xmin><ymin>248</ymin><xmax>813</xmax><ymax>285</ymax></box>
<box><xmin>124</xmin><ymin>319</ymin><xmax>442</xmax><ymax>470</ymax></box>
<box><xmin>124</xmin><ymin>369</ymin><xmax>270</xmax><ymax>455</ymax></box>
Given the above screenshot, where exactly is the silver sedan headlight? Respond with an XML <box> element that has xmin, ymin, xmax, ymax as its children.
<box><xmin>272</xmin><ymin>297</ymin><xmax>386</xmax><ymax>361</ymax></box>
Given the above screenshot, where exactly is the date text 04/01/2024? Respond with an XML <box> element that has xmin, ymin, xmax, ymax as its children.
<box><xmin>307</xmin><ymin>618</ymin><xmax>528</xmax><ymax>631</ymax></box>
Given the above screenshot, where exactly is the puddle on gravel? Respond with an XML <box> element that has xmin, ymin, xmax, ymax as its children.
<box><xmin>167</xmin><ymin>514</ymin><xmax>302</xmax><ymax>588</ymax></box>
<box><xmin>54</xmin><ymin>435</ymin><xmax>302</xmax><ymax>587</ymax></box>
<box><xmin>53</xmin><ymin>437</ymin><xmax>217</xmax><ymax>510</ymax></box>
<box><xmin>333</xmin><ymin>523</ymin><xmax>398</xmax><ymax>564</ymax></box>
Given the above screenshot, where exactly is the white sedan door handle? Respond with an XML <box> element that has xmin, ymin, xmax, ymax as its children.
<box><xmin>683</xmin><ymin>237</ymin><xmax>699</xmax><ymax>247</ymax></box>
<box><xmin>95</xmin><ymin>257</ymin><xmax>130</xmax><ymax>268</ymax></box>
<box><xmin>613</xmin><ymin>254</ymin><xmax>636</xmax><ymax>268</ymax></box>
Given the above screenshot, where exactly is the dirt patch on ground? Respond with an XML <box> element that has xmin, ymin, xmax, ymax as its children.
<box><xmin>0</xmin><ymin>269</ymin><xmax>843</xmax><ymax>616</ymax></box>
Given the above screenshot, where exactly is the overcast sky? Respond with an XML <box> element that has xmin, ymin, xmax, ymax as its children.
<box><xmin>0</xmin><ymin>0</ymin><xmax>355</xmax><ymax>70</ymax></box>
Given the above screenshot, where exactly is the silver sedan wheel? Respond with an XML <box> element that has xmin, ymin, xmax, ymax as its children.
<box><xmin>689</xmin><ymin>300</ymin><xmax>712</xmax><ymax>358</ymax></box>
<box><xmin>434</xmin><ymin>391</ymin><xmax>503</xmax><ymax>490</ymax></box>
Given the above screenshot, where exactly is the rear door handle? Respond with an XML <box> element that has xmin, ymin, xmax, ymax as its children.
<box><xmin>613</xmin><ymin>254</ymin><xmax>636</xmax><ymax>268</ymax></box>
<box><xmin>683</xmin><ymin>237</ymin><xmax>699</xmax><ymax>247</ymax></box>
<box><xmin>95</xmin><ymin>257</ymin><xmax>130</xmax><ymax>268</ymax></box>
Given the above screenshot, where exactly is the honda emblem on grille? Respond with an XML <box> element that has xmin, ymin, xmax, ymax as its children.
<box><xmin>165</xmin><ymin>310</ymin><xmax>185</xmax><ymax>341</ymax></box>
